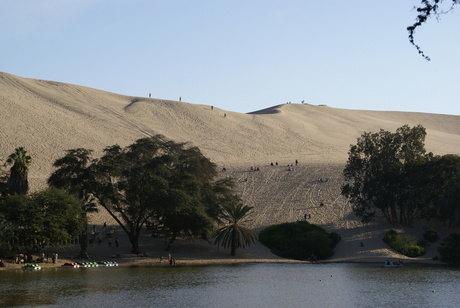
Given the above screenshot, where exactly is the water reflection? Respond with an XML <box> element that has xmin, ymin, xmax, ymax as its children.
<box><xmin>1</xmin><ymin>263</ymin><xmax>459</xmax><ymax>307</ymax></box>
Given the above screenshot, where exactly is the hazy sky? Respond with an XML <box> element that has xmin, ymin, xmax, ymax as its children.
<box><xmin>2</xmin><ymin>1</ymin><xmax>459</xmax><ymax>115</ymax></box>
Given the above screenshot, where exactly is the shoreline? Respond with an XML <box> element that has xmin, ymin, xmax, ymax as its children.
<box><xmin>1</xmin><ymin>257</ymin><xmax>448</xmax><ymax>272</ymax></box>
<box><xmin>0</xmin><ymin>245</ymin><xmax>446</xmax><ymax>272</ymax></box>
<box><xmin>1</xmin><ymin>215</ymin><xmax>451</xmax><ymax>272</ymax></box>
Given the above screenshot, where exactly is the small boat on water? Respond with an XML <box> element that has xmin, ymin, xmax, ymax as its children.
<box><xmin>97</xmin><ymin>261</ymin><xmax>119</xmax><ymax>267</ymax></box>
<box><xmin>62</xmin><ymin>262</ymin><xmax>80</xmax><ymax>268</ymax></box>
<box><xmin>23</xmin><ymin>264</ymin><xmax>41</xmax><ymax>270</ymax></box>
<box><xmin>78</xmin><ymin>262</ymin><xmax>99</xmax><ymax>268</ymax></box>
<box><xmin>383</xmin><ymin>260</ymin><xmax>404</xmax><ymax>268</ymax></box>
<box><xmin>383</xmin><ymin>264</ymin><xmax>404</xmax><ymax>268</ymax></box>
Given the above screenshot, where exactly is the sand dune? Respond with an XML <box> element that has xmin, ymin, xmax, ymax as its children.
<box><xmin>1</xmin><ymin>71</ymin><xmax>460</xmax><ymax>264</ymax></box>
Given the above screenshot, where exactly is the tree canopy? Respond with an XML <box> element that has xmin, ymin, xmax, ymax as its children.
<box><xmin>434</xmin><ymin>165</ymin><xmax>460</xmax><ymax>227</ymax></box>
<box><xmin>50</xmin><ymin>135</ymin><xmax>237</xmax><ymax>254</ymax></box>
<box><xmin>48</xmin><ymin>148</ymin><xmax>94</xmax><ymax>200</ymax></box>
<box><xmin>342</xmin><ymin>124</ymin><xmax>460</xmax><ymax>226</ymax></box>
<box><xmin>48</xmin><ymin>148</ymin><xmax>97</xmax><ymax>257</ymax></box>
<box><xmin>409</xmin><ymin>0</ymin><xmax>460</xmax><ymax>60</ymax></box>
<box><xmin>0</xmin><ymin>188</ymin><xmax>86</xmax><ymax>260</ymax></box>
<box><xmin>0</xmin><ymin>162</ymin><xmax>8</xmax><ymax>200</ymax></box>
<box><xmin>342</xmin><ymin>125</ymin><xmax>431</xmax><ymax>224</ymax></box>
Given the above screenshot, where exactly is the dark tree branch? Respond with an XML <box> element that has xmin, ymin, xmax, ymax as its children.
<box><xmin>407</xmin><ymin>0</ymin><xmax>459</xmax><ymax>61</ymax></box>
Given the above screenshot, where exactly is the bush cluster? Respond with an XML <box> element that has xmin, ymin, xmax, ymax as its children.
<box><xmin>438</xmin><ymin>233</ymin><xmax>460</xmax><ymax>265</ymax></box>
<box><xmin>423</xmin><ymin>228</ymin><xmax>439</xmax><ymax>243</ymax></box>
<box><xmin>259</xmin><ymin>221</ymin><xmax>340</xmax><ymax>260</ymax></box>
<box><xmin>383</xmin><ymin>229</ymin><xmax>426</xmax><ymax>257</ymax></box>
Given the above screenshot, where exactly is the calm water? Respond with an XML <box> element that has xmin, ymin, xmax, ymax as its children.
<box><xmin>1</xmin><ymin>263</ymin><xmax>459</xmax><ymax>308</ymax></box>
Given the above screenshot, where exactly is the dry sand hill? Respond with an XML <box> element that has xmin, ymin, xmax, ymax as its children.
<box><xmin>1</xmin><ymin>71</ymin><xmax>460</xmax><ymax>266</ymax></box>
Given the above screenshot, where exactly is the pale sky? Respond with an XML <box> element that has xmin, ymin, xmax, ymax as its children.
<box><xmin>1</xmin><ymin>0</ymin><xmax>459</xmax><ymax>115</ymax></box>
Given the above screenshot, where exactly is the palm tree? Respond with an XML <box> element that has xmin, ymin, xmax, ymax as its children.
<box><xmin>6</xmin><ymin>147</ymin><xmax>31</xmax><ymax>195</ymax></box>
<box><xmin>213</xmin><ymin>202</ymin><xmax>258</xmax><ymax>256</ymax></box>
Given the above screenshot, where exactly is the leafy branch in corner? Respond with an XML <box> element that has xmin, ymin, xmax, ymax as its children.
<box><xmin>407</xmin><ymin>0</ymin><xmax>459</xmax><ymax>61</ymax></box>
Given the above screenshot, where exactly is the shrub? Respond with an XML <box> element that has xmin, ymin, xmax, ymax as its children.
<box><xmin>403</xmin><ymin>245</ymin><xmax>425</xmax><ymax>257</ymax></box>
<box><xmin>438</xmin><ymin>233</ymin><xmax>460</xmax><ymax>265</ymax></box>
<box><xmin>383</xmin><ymin>229</ymin><xmax>398</xmax><ymax>243</ymax></box>
<box><xmin>259</xmin><ymin>221</ymin><xmax>340</xmax><ymax>260</ymax></box>
<box><xmin>423</xmin><ymin>228</ymin><xmax>439</xmax><ymax>243</ymax></box>
<box><xmin>328</xmin><ymin>232</ymin><xmax>341</xmax><ymax>245</ymax></box>
<box><xmin>383</xmin><ymin>229</ymin><xmax>426</xmax><ymax>257</ymax></box>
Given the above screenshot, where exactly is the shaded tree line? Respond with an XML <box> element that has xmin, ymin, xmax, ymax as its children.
<box><xmin>0</xmin><ymin>148</ymin><xmax>86</xmax><ymax>261</ymax></box>
<box><xmin>48</xmin><ymin>135</ymin><xmax>257</xmax><ymax>256</ymax></box>
<box><xmin>342</xmin><ymin>125</ymin><xmax>460</xmax><ymax>226</ymax></box>
<box><xmin>1</xmin><ymin>137</ymin><xmax>258</xmax><ymax>259</ymax></box>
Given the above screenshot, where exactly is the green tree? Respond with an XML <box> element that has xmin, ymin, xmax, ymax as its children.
<box><xmin>48</xmin><ymin>148</ymin><xmax>97</xmax><ymax>257</ymax></box>
<box><xmin>56</xmin><ymin>136</ymin><xmax>236</xmax><ymax>254</ymax></box>
<box><xmin>0</xmin><ymin>188</ymin><xmax>86</xmax><ymax>260</ymax></box>
<box><xmin>342</xmin><ymin>125</ymin><xmax>431</xmax><ymax>224</ymax></box>
<box><xmin>213</xmin><ymin>201</ymin><xmax>258</xmax><ymax>256</ymax></box>
<box><xmin>408</xmin><ymin>0</ymin><xmax>460</xmax><ymax>60</ymax></box>
<box><xmin>0</xmin><ymin>217</ymin><xmax>16</xmax><ymax>253</ymax></box>
<box><xmin>156</xmin><ymin>145</ymin><xmax>237</xmax><ymax>246</ymax></box>
<box><xmin>48</xmin><ymin>148</ymin><xmax>94</xmax><ymax>199</ymax></box>
<box><xmin>0</xmin><ymin>160</ymin><xmax>8</xmax><ymax>200</ymax></box>
<box><xmin>435</xmin><ymin>169</ymin><xmax>460</xmax><ymax>228</ymax></box>
<box><xmin>6</xmin><ymin>147</ymin><xmax>31</xmax><ymax>195</ymax></box>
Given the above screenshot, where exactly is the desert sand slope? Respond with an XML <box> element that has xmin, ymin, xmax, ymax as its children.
<box><xmin>1</xmin><ymin>71</ymin><xmax>460</xmax><ymax>264</ymax></box>
<box><xmin>2</xmin><ymin>72</ymin><xmax>460</xmax><ymax>190</ymax></box>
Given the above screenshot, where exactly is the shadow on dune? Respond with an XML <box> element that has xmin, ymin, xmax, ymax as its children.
<box><xmin>247</xmin><ymin>104</ymin><xmax>284</xmax><ymax>115</ymax></box>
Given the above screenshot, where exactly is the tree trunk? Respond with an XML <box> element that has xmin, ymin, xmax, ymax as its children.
<box><xmin>129</xmin><ymin>232</ymin><xmax>140</xmax><ymax>254</ymax></box>
<box><xmin>79</xmin><ymin>227</ymin><xmax>88</xmax><ymax>258</ymax></box>
<box><xmin>130</xmin><ymin>237</ymin><xmax>140</xmax><ymax>254</ymax></box>
<box><xmin>390</xmin><ymin>204</ymin><xmax>398</xmax><ymax>223</ymax></box>
<box><xmin>230</xmin><ymin>229</ymin><xmax>236</xmax><ymax>256</ymax></box>
<box><xmin>399</xmin><ymin>206</ymin><xmax>404</xmax><ymax>224</ymax></box>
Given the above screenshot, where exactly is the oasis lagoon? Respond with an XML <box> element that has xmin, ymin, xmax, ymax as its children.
<box><xmin>1</xmin><ymin>263</ymin><xmax>459</xmax><ymax>307</ymax></box>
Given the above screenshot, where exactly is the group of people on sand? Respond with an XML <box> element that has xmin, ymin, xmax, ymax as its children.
<box><xmin>224</xmin><ymin>160</ymin><xmax>301</xmax><ymax>172</ymax></box>
<box><xmin>12</xmin><ymin>252</ymin><xmax>58</xmax><ymax>264</ymax></box>
<box><xmin>269</xmin><ymin>160</ymin><xmax>299</xmax><ymax>167</ymax></box>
